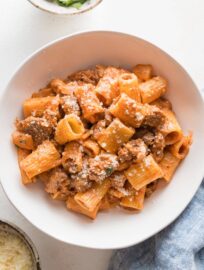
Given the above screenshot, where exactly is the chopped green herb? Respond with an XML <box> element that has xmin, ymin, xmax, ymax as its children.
<box><xmin>105</xmin><ymin>167</ymin><xmax>114</xmax><ymax>176</ymax></box>
<box><xmin>56</xmin><ymin>0</ymin><xmax>88</xmax><ymax>8</ymax></box>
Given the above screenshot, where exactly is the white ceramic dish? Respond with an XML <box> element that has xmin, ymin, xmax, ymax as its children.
<box><xmin>0</xmin><ymin>31</ymin><xmax>204</xmax><ymax>249</ymax></box>
<box><xmin>28</xmin><ymin>0</ymin><xmax>102</xmax><ymax>15</ymax></box>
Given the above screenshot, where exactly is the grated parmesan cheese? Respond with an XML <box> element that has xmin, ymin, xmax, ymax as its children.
<box><xmin>0</xmin><ymin>230</ymin><xmax>34</xmax><ymax>270</ymax></box>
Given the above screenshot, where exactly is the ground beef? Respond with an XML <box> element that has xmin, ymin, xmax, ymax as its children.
<box><xmin>145</xmin><ymin>180</ymin><xmax>158</xmax><ymax>198</ymax></box>
<box><xmin>42</xmin><ymin>96</ymin><xmax>60</xmax><ymax>129</ymax></box>
<box><xmin>118</xmin><ymin>139</ymin><xmax>148</xmax><ymax>163</ymax></box>
<box><xmin>92</xmin><ymin>120</ymin><xmax>106</xmax><ymax>140</ymax></box>
<box><xmin>43</xmin><ymin>108</ymin><xmax>58</xmax><ymax>129</ymax></box>
<box><xmin>45</xmin><ymin>167</ymin><xmax>71</xmax><ymax>200</ymax></box>
<box><xmin>142</xmin><ymin>131</ymin><xmax>155</xmax><ymax>145</ymax></box>
<box><xmin>88</xmin><ymin>154</ymin><xmax>119</xmax><ymax>183</ymax></box>
<box><xmin>143</xmin><ymin>131</ymin><xmax>165</xmax><ymax>162</ymax></box>
<box><xmin>62</xmin><ymin>142</ymin><xmax>83</xmax><ymax>174</ymax></box>
<box><xmin>61</xmin><ymin>95</ymin><xmax>80</xmax><ymax>116</ymax></box>
<box><xmin>16</xmin><ymin>116</ymin><xmax>54</xmax><ymax>146</ymax></box>
<box><xmin>143</xmin><ymin>106</ymin><xmax>166</xmax><ymax>128</ymax></box>
<box><xmin>70</xmin><ymin>158</ymin><xmax>92</xmax><ymax>193</ymax></box>
<box><xmin>70</xmin><ymin>176</ymin><xmax>92</xmax><ymax>193</ymax></box>
<box><xmin>109</xmin><ymin>172</ymin><xmax>127</xmax><ymax>189</ymax></box>
<box><xmin>67</xmin><ymin>65</ymin><xmax>105</xmax><ymax>85</ymax></box>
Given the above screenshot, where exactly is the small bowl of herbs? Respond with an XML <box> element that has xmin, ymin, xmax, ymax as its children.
<box><xmin>28</xmin><ymin>0</ymin><xmax>103</xmax><ymax>15</ymax></box>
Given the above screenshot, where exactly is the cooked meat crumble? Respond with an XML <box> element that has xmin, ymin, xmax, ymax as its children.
<box><xmin>62</xmin><ymin>142</ymin><xmax>83</xmax><ymax>174</ymax></box>
<box><xmin>118</xmin><ymin>139</ymin><xmax>148</xmax><ymax>163</ymax></box>
<box><xmin>143</xmin><ymin>106</ymin><xmax>166</xmax><ymax>128</ymax></box>
<box><xmin>67</xmin><ymin>65</ymin><xmax>105</xmax><ymax>85</ymax></box>
<box><xmin>70</xmin><ymin>158</ymin><xmax>93</xmax><ymax>193</ymax></box>
<box><xmin>45</xmin><ymin>167</ymin><xmax>71</xmax><ymax>200</ymax></box>
<box><xmin>110</xmin><ymin>172</ymin><xmax>127</xmax><ymax>189</ymax></box>
<box><xmin>16</xmin><ymin>116</ymin><xmax>54</xmax><ymax>146</ymax></box>
<box><xmin>142</xmin><ymin>131</ymin><xmax>165</xmax><ymax>162</ymax></box>
<box><xmin>88</xmin><ymin>154</ymin><xmax>119</xmax><ymax>183</ymax></box>
<box><xmin>61</xmin><ymin>95</ymin><xmax>81</xmax><ymax>116</ymax></box>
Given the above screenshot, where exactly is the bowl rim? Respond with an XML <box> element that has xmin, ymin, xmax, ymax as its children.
<box><xmin>0</xmin><ymin>30</ymin><xmax>204</xmax><ymax>249</ymax></box>
<box><xmin>27</xmin><ymin>0</ymin><xmax>103</xmax><ymax>15</ymax></box>
<box><xmin>0</xmin><ymin>219</ymin><xmax>41</xmax><ymax>269</ymax></box>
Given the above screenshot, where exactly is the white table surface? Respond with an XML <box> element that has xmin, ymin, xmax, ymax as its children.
<box><xmin>0</xmin><ymin>1</ymin><xmax>204</xmax><ymax>269</ymax></box>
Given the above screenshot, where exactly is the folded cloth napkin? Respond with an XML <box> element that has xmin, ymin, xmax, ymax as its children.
<box><xmin>109</xmin><ymin>179</ymin><xmax>204</xmax><ymax>270</ymax></box>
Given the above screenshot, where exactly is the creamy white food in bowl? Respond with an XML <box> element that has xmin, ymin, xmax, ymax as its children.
<box><xmin>0</xmin><ymin>221</ymin><xmax>41</xmax><ymax>270</ymax></box>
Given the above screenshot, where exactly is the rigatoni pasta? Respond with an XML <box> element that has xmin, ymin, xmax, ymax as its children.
<box><xmin>23</xmin><ymin>96</ymin><xmax>56</xmax><ymax>117</ymax></box>
<box><xmin>12</xmin><ymin>64</ymin><xmax>192</xmax><ymax>219</ymax></box>
<box><xmin>97</xmin><ymin>118</ymin><xmax>135</xmax><ymax>153</ymax></box>
<box><xmin>125</xmin><ymin>155</ymin><xmax>163</xmax><ymax>190</ymax></box>
<box><xmin>158</xmin><ymin>107</ymin><xmax>183</xmax><ymax>145</ymax></box>
<box><xmin>75</xmin><ymin>84</ymin><xmax>104</xmax><ymax>123</ymax></box>
<box><xmin>139</xmin><ymin>76</ymin><xmax>167</xmax><ymax>104</ymax></box>
<box><xmin>20</xmin><ymin>140</ymin><xmax>61</xmax><ymax>179</ymax></box>
<box><xmin>67</xmin><ymin>197</ymin><xmax>100</xmax><ymax>219</ymax></box>
<box><xmin>17</xmin><ymin>148</ymin><xmax>35</xmax><ymax>185</ymax></box>
<box><xmin>55</xmin><ymin>114</ymin><xmax>85</xmax><ymax>144</ymax></box>
<box><xmin>120</xmin><ymin>187</ymin><xmax>146</xmax><ymax>210</ymax></box>
<box><xmin>133</xmin><ymin>64</ymin><xmax>153</xmax><ymax>82</ymax></box>
<box><xmin>13</xmin><ymin>131</ymin><xmax>34</xmax><ymax>150</ymax></box>
<box><xmin>159</xmin><ymin>151</ymin><xmax>181</xmax><ymax>182</ymax></box>
<box><xmin>75</xmin><ymin>179</ymin><xmax>111</xmax><ymax>212</ymax></box>
<box><xmin>119</xmin><ymin>73</ymin><xmax>141</xmax><ymax>102</ymax></box>
<box><xmin>95</xmin><ymin>66</ymin><xmax>121</xmax><ymax>106</ymax></box>
<box><xmin>169</xmin><ymin>134</ymin><xmax>192</xmax><ymax>159</ymax></box>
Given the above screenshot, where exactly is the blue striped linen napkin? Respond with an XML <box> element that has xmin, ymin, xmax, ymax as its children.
<box><xmin>109</xmin><ymin>88</ymin><xmax>204</xmax><ymax>270</ymax></box>
<box><xmin>109</xmin><ymin>179</ymin><xmax>204</xmax><ymax>270</ymax></box>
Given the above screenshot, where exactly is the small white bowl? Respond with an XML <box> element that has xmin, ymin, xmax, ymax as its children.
<box><xmin>0</xmin><ymin>31</ymin><xmax>204</xmax><ymax>249</ymax></box>
<box><xmin>27</xmin><ymin>0</ymin><xmax>102</xmax><ymax>15</ymax></box>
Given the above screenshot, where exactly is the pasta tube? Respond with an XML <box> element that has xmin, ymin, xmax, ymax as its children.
<box><xmin>125</xmin><ymin>155</ymin><xmax>163</xmax><ymax>190</ymax></box>
<box><xmin>75</xmin><ymin>84</ymin><xmax>104</xmax><ymax>123</ymax></box>
<box><xmin>20</xmin><ymin>140</ymin><xmax>61</xmax><ymax>179</ymax></box>
<box><xmin>159</xmin><ymin>108</ymin><xmax>183</xmax><ymax>145</ymax></box>
<box><xmin>12</xmin><ymin>131</ymin><xmax>34</xmax><ymax>150</ymax></box>
<box><xmin>119</xmin><ymin>73</ymin><xmax>141</xmax><ymax>102</ymax></box>
<box><xmin>55</xmin><ymin>114</ymin><xmax>85</xmax><ymax>144</ymax></box>
<box><xmin>169</xmin><ymin>134</ymin><xmax>192</xmax><ymax>159</ymax></box>
<box><xmin>83</xmin><ymin>139</ymin><xmax>100</xmax><ymax>157</ymax></box>
<box><xmin>66</xmin><ymin>197</ymin><xmax>100</xmax><ymax>219</ymax></box>
<box><xmin>23</xmin><ymin>96</ymin><xmax>56</xmax><ymax>117</ymax></box>
<box><xmin>159</xmin><ymin>151</ymin><xmax>180</xmax><ymax>182</ymax></box>
<box><xmin>109</xmin><ymin>93</ymin><xmax>147</xmax><ymax>128</ymax></box>
<box><xmin>50</xmin><ymin>79</ymin><xmax>79</xmax><ymax>95</ymax></box>
<box><xmin>75</xmin><ymin>179</ymin><xmax>111</xmax><ymax>212</ymax></box>
<box><xmin>17</xmin><ymin>148</ymin><xmax>35</xmax><ymax>185</ymax></box>
<box><xmin>139</xmin><ymin>76</ymin><xmax>167</xmax><ymax>104</ymax></box>
<box><xmin>120</xmin><ymin>187</ymin><xmax>146</xmax><ymax>210</ymax></box>
<box><xmin>132</xmin><ymin>64</ymin><xmax>153</xmax><ymax>82</ymax></box>
<box><xmin>99</xmin><ymin>195</ymin><xmax>112</xmax><ymax>210</ymax></box>
<box><xmin>95</xmin><ymin>67</ymin><xmax>121</xmax><ymax>106</ymax></box>
<box><xmin>97</xmin><ymin>118</ymin><xmax>135</xmax><ymax>153</ymax></box>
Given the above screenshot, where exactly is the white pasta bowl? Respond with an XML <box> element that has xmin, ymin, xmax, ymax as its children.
<box><xmin>0</xmin><ymin>31</ymin><xmax>204</xmax><ymax>249</ymax></box>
